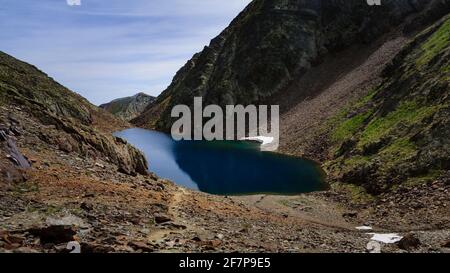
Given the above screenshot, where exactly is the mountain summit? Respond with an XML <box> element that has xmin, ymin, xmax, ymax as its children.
<box><xmin>100</xmin><ymin>93</ymin><xmax>155</xmax><ymax>121</ymax></box>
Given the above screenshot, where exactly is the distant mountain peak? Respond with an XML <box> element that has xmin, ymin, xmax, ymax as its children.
<box><xmin>100</xmin><ymin>93</ymin><xmax>156</xmax><ymax>121</ymax></box>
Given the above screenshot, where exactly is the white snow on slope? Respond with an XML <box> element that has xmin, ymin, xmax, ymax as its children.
<box><xmin>368</xmin><ymin>233</ymin><xmax>403</xmax><ymax>244</ymax></box>
<box><xmin>241</xmin><ymin>136</ymin><xmax>274</xmax><ymax>146</ymax></box>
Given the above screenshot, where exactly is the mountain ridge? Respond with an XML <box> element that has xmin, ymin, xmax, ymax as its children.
<box><xmin>100</xmin><ymin>92</ymin><xmax>155</xmax><ymax>121</ymax></box>
<box><xmin>0</xmin><ymin>51</ymin><xmax>148</xmax><ymax>175</ymax></box>
<box><xmin>132</xmin><ymin>0</ymin><xmax>449</xmax><ymax>131</ymax></box>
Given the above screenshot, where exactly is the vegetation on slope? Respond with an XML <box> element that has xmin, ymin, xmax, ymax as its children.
<box><xmin>325</xmin><ymin>16</ymin><xmax>450</xmax><ymax>194</ymax></box>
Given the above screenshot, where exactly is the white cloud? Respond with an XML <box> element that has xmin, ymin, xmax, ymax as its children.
<box><xmin>66</xmin><ymin>0</ymin><xmax>81</xmax><ymax>6</ymax></box>
<box><xmin>73</xmin><ymin>0</ymin><xmax>251</xmax><ymax>18</ymax></box>
<box><xmin>1</xmin><ymin>0</ymin><xmax>252</xmax><ymax>104</ymax></box>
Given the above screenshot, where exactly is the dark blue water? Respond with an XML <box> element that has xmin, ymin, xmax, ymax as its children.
<box><xmin>115</xmin><ymin>128</ymin><xmax>327</xmax><ymax>195</ymax></box>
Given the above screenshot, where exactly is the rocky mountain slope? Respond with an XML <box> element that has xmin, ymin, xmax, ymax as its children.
<box><xmin>133</xmin><ymin>0</ymin><xmax>449</xmax><ymax>193</ymax></box>
<box><xmin>133</xmin><ymin>0</ymin><xmax>449</xmax><ymax>131</ymax></box>
<box><xmin>324</xmin><ymin>16</ymin><xmax>450</xmax><ymax>194</ymax></box>
<box><xmin>100</xmin><ymin>93</ymin><xmax>155</xmax><ymax>121</ymax></box>
<box><xmin>0</xmin><ymin>51</ymin><xmax>147</xmax><ymax>175</ymax></box>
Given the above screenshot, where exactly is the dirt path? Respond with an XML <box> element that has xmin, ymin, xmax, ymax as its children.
<box><xmin>235</xmin><ymin>194</ymin><xmax>357</xmax><ymax>231</ymax></box>
<box><xmin>147</xmin><ymin>187</ymin><xmax>195</xmax><ymax>242</ymax></box>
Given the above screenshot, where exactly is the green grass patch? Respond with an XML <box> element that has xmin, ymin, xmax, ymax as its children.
<box><xmin>12</xmin><ymin>182</ymin><xmax>39</xmax><ymax>195</ymax></box>
<box><xmin>379</xmin><ymin>137</ymin><xmax>417</xmax><ymax>163</ymax></box>
<box><xmin>325</xmin><ymin>107</ymin><xmax>348</xmax><ymax>129</ymax></box>
<box><xmin>332</xmin><ymin>111</ymin><xmax>372</xmax><ymax>142</ymax></box>
<box><xmin>443</xmin><ymin>64</ymin><xmax>450</xmax><ymax>81</ymax></box>
<box><xmin>403</xmin><ymin>170</ymin><xmax>442</xmax><ymax>188</ymax></box>
<box><xmin>416</xmin><ymin>18</ymin><xmax>450</xmax><ymax>67</ymax></box>
<box><xmin>328</xmin><ymin>88</ymin><xmax>378</xmax><ymax>143</ymax></box>
<box><xmin>331</xmin><ymin>183</ymin><xmax>375</xmax><ymax>204</ymax></box>
<box><xmin>340</xmin><ymin>156</ymin><xmax>372</xmax><ymax>173</ymax></box>
<box><xmin>359</xmin><ymin>101</ymin><xmax>440</xmax><ymax>147</ymax></box>
<box><xmin>324</xmin><ymin>155</ymin><xmax>371</xmax><ymax>177</ymax></box>
<box><xmin>354</xmin><ymin>88</ymin><xmax>379</xmax><ymax>108</ymax></box>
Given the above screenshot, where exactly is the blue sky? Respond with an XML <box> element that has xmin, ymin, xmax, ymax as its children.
<box><xmin>0</xmin><ymin>0</ymin><xmax>251</xmax><ymax>105</ymax></box>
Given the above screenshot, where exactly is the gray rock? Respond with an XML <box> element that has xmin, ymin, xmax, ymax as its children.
<box><xmin>154</xmin><ymin>214</ymin><xmax>172</xmax><ymax>224</ymax></box>
<box><xmin>0</xmin><ymin>130</ymin><xmax>7</xmax><ymax>141</ymax></box>
<box><xmin>28</xmin><ymin>225</ymin><xmax>77</xmax><ymax>244</ymax></box>
<box><xmin>398</xmin><ymin>233</ymin><xmax>421</xmax><ymax>251</ymax></box>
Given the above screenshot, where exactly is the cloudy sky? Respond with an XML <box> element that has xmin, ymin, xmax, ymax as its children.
<box><xmin>0</xmin><ymin>0</ymin><xmax>251</xmax><ymax>105</ymax></box>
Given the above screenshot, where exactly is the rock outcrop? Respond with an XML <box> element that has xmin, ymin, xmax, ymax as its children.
<box><xmin>100</xmin><ymin>93</ymin><xmax>155</xmax><ymax>121</ymax></box>
<box><xmin>0</xmin><ymin>51</ymin><xmax>148</xmax><ymax>175</ymax></box>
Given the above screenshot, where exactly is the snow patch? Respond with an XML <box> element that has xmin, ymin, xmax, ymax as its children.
<box><xmin>241</xmin><ymin>136</ymin><xmax>274</xmax><ymax>146</ymax></box>
<box><xmin>356</xmin><ymin>226</ymin><xmax>373</xmax><ymax>231</ymax></box>
<box><xmin>367</xmin><ymin>233</ymin><xmax>403</xmax><ymax>244</ymax></box>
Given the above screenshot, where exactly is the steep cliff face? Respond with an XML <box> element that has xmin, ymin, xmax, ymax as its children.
<box><xmin>100</xmin><ymin>93</ymin><xmax>155</xmax><ymax>121</ymax></box>
<box><xmin>0</xmin><ymin>52</ymin><xmax>148</xmax><ymax>176</ymax></box>
<box><xmin>325</xmin><ymin>16</ymin><xmax>450</xmax><ymax>194</ymax></box>
<box><xmin>133</xmin><ymin>0</ymin><xmax>448</xmax><ymax>131</ymax></box>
